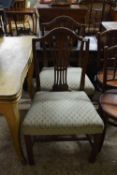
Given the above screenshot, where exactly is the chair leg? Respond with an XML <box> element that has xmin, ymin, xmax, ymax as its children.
<box><xmin>24</xmin><ymin>135</ymin><xmax>34</xmax><ymax>165</ymax></box>
<box><xmin>89</xmin><ymin>133</ymin><xmax>104</xmax><ymax>163</ymax></box>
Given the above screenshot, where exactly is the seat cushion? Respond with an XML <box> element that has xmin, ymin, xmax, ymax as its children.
<box><xmin>40</xmin><ymin>67</ymin><xmax>95</xmax><ymax>96</ymax></box>
<box><xmin>22</xmin><ymin>91</ymin><xmax>104</xmax><ymax>135</ymax></box>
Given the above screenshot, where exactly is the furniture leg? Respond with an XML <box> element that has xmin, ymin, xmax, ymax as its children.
<box><xmin>27</xmin><ymin>59</ymin><xmax>34</xmax><ymax>99</ymax></box>
<box><xmin>24</xmin><ymin>135</ymin><xmax>34</xmax><ymax>165</ymax></box>
<box><xmin>0</xmin><ymin>101</ymin><xmax>25</xmax><ymax>163</ymax></box>
<box><xmin>89</xmin><ymin>133</ymin><xmax>104</xmax><ymax>163</ymax></box>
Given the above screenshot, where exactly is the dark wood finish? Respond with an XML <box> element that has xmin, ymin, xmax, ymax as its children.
<box><xmin>99</xmin><ymin>19</ymin><xmax>117</xmax><ymax>129</ymax></box>
<box><xmin>40</xmin><ymin>0</ymin><xmax>78</xmax><ymax>4</ymax></box>
<box><xmin>98</xmin><ymin>45</ymin><xmax>117</xmax><ymax>130</ymax></box>
<box><xmin>100</xmin><ymin>89</ymin><xmax>117</xmax><ymax>120</ymax></box>
<box><xmin>41</xmin><ymin>15</ymin><xmax>86</xmax><ymax>36</ymax></box>
<box><xmin>33</xmin><ymin>27</ymin><xmax>89</xmax><ymax>91</ymax></box>
<box><xmin>38</xmin><ymin>13</ymin><xmax>97</xmax><ymax>83</ymax></box>
<box><xmin>41</xmin><ymin>15</ymin><xmax>98</xmax><ymax>52</ymax></box>
<box><xmin>97</xmin><ymin>29</ymin><xmax>117</xmax><ymax>63</ymax></box>
<box><xmin>37</xmin><ymin>3</ymin><xmax>88</xmax><ymax>28</ymax></box>
<box><xmin>99</xmin><ymin>89</ymin><xmax>117</xmax><ymax>128</ymax></box>
<box><xmin>89</xmin><ymin>134</ymin><xmax>105</xmax><ymax>163</ymax></box>
<box><xmin>79</xmin><ymin>0</ymin><xmax>111</xmax><ymax>34</ymax></box>
<box><xmin>110</xmin><ymin>7</ymin><xmax>117</xmax><ymax>21</ymax></box>
<box><xmin>97</xmin><ymin>33</ymin><xmax>117</xmax><ymax>91</ymax></box>
<box><xmin>97</xmin><ymin>70</ymin><xmax>117</xmax><ymax>89</ymax></box>
<box><xmin>24</xmin><ymin>135</ymin><xmax>34</xmax><ymax>165</ymax></box>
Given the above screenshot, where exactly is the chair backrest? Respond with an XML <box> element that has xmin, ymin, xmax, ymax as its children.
<box><xmin>102</xmin><ymin>45</ymin><xmax>117</xmax><ymax>91</ymax></box>
<box><xmin>79</xmin><ymin>0</ymin><xmax>111</xmax><ymax>34</ymax></box>
<box><xmin>41</xmin><ymin>15</ymin><xmax>86</xmax><ymax>36</ymax></box>
<box><xmin>33</xmin><ymin>27</ymin><xmax>89</xmax><ymax>91</ymax></box>
<box><xmin>97</xmin><ymin>29</ymin><xmax>117</xmax><ymax>70</ymax></box>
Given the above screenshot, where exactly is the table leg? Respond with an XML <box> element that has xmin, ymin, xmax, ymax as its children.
<box><xmin>27</xmin><ymin>59</ymin><xmax>34</xmax><ymax>99</ymax></box>
<box><xmin>0</xmin><ymin>101</ymin><xmax>25</xmax><ymax>162</ymax></box>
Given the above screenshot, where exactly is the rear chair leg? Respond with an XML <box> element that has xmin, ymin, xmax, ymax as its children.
<box><xmin>89</xmin><ymin>133</ymin><xmax>105</xmax><ymax>163</ymax></box>
<box><xmin>24</xmin><ymin>135</ymin><xmax>34</xmax><ymax>165</ymax></box>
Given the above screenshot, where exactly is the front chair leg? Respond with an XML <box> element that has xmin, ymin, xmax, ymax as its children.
<box><xmin>89</xmin><ymin>133</ymin><xmax>104</xmax><ymax>163</ymax></box>
<box><xmin>24</xmin><ymin>135</ymin><xmax>34</xmax><ymax>165</ymax></box>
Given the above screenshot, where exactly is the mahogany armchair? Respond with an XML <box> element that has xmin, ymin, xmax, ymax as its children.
<box><xmin>22</xmin><ymin>27</ymin><xmax>104</xmax><ymax>165</ymax></box>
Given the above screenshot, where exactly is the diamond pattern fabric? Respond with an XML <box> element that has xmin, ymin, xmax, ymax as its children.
<box><xmin>40</xmin><ymin>67</ymin><xmax>95</xmax><ymax>96</ymax></box>
<box><xmin>22</xmin><ymin>91</ymin><xmax>104</xmax><ymax>135</ymax></box>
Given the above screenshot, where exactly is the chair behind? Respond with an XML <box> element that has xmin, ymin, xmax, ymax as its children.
<box><xmin>100</xmin><ymin>45</ymin><xmax>117</xmax><ymax>91</ymax></box>
<box><xmin>79</xmin><ymin>0</ymin><xmax>111</xmax><ymax>35</ymax></box>
<box><xmin>41</xmin><ymin>15</ymin><xmax>86</xmax><ymax>36</ymax></box>
<box><xmin>99</xmin><ymin>46</ymin><xmax>117</xmax><ymax>128</ymax></box>
<box><xmin>33</xmin><ymin>27</ymin><xmax>89</xmax><ymax>92</ymax></box>
<box><xmin>96</xmin><ymin>30</ymin><xmax>117</xmax><ymax>91</ymax></box>
<box><xmin>97</xmin><ymin>29</ymin><xmax>117</xmax><ymax>67</ymax></box>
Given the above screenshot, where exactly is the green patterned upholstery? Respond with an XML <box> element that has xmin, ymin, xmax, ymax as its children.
<box><xmin>40</xmin><ymin>67</ymin><xmax>95</xmax><ymax>96</ymax></box>
<box><xmin>22</xmin><ymin>91</ymin><xmax>104</xmax><ymax>135</ymax></box>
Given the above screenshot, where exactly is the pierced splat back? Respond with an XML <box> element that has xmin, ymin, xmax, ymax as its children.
<box><xmin>33</xmin><ymin>27</ymin><xmax>89</xmax><ymax>91</ymax></box>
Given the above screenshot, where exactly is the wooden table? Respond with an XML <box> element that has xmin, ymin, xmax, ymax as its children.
<box><xmin>102</xmin><ymin>21</ymin><xmax>117</xmax><ymax>30</ymax></box>
<box><xmin>0</xmin><ymin>36</ymin><xmax>33</xmax><ymax>161</ymax></box>
<box><xmin>37</xmin><ymin>4</ymin><xmax>88</xmax><ymax>27</ymax></box>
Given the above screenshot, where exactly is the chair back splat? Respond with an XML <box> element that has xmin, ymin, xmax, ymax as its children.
<box><xmin>32</xmin><ymin>27</ymin><xmax>89</xmax><ymax>91</ymax></box>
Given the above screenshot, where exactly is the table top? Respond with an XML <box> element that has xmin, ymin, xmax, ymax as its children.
<box><xmin>102</xmin><ymin>21</ymin><xmax>117</xmax><ymax>30</ymax></box>
<box><xmin>0</xmin><ymin>36</ymin><xmax>33</xmax><ymax>100</ymax></box>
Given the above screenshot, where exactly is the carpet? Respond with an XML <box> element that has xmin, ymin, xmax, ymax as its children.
<box><xmin>0</xmin><ymin>92</ymin><xmax>117</xmax><ymax>175</ymax></box>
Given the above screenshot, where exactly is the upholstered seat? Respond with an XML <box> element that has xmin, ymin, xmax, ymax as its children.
<box><xmin>40</xmin><ymin>67</ymin><xmax>95</xmax><ymax>96</ymax></box>
<box><xmin>23</xmin><ymin>91</ymin><xmax>103</xmax><ymax>135</ymax></box>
